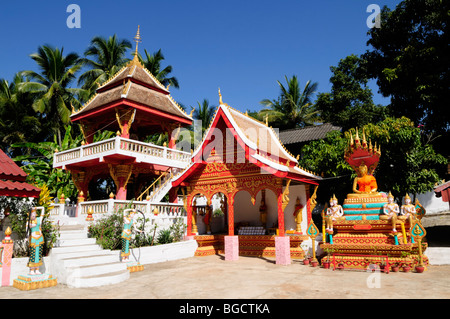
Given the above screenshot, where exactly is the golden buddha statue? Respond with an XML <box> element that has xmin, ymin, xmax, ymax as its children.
<box><xmin>352</xmin><ymin>162</ymin><xmax>378</xmax><ymax>195</ymax></box>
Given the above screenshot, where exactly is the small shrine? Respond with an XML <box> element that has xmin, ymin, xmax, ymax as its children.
<box><xmin>53</xmin><ymin>27</ymin><xmax>193</xmax><ymax>205</ymax></box>
<box><xmin>319</xmin><ymin>129</ymin><xmax>428</xmax><ymax>273</ymax></box>
<box><xmin>171</xmin><ymin>93</ymin><xmax>322</xmax><ymax>264</ymax></box>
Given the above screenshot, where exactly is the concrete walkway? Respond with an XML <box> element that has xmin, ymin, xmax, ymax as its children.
<box><xmin>1</xmin><ymin>254</ymin><xmax>449</xmax><ymax>299</ymax></box>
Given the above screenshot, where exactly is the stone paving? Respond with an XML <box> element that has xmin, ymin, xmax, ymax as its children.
<box><xmin>1</xmin><ymin>254</ymin><xmax>449</xmax><ymax>299</ymax></box>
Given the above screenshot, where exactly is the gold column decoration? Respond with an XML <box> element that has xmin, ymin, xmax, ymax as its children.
<box><xmin>281</xmin><ymin>179</ymin><xmax>291</xmax><ymax>212</ymax></box>
<box><xmin>109</xmin><ymin>164</ymin><xmax>134</xmax><ymax>191</ymax></box>
<box><xmin>115</xmin><ymin>108</ymin><xmax>136</xmax><ymax>136</ymax></box>
<box><xmin>72</xmin><ymin>171</ymin><xmax>86</xmax><ymax>192</ymax></box>
<box><xmin>192</xmin><ymin>197</ymin><xmax>198</xmax><ymax>234</ymax></box>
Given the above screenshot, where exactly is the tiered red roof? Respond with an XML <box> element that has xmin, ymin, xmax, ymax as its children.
<box><xmin>0</xmin><ymin>149</ymin><xmax>40</xmax><ymax>198</ymax></box>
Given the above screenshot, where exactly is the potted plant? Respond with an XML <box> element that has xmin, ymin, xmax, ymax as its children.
<box><xmin>303</xmin><ymin>253</ymin><xmax>311</xmax><ymax>265</ymax></box>
<box><xmin>391</xmin><ymin>262</ymin><xmax>400</xmax><ymax>272</ymax></box>
<box><xmin>300</xmin><ymin>244</ymin><xmax>310</xmax><ymax>265</ymax></box>
<box><xmin>414</xmin><ymin>256</ymin><xmax>425</xmax><ymax>273</ymax></box>
<box><xmin>322</xmin><ymin>248</ymin><xmax>332</xmax><ymax>269</ymax></box>
<box><xmin>336</xmin><ymin>256</ymin><xmax>345</xmax><ymax>270</ymax></box>
<box><xmin>415</xmin><ymin>265</ymin><xmax>425</xmax><ymax>273</ymax></box>
<box><xmin>400</xmin><ymin>251</ymin><xmax>412</xmax><ymax>272</ymax></box>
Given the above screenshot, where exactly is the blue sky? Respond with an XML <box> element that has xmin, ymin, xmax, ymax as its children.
<box><xmin>0</xmin><ymin>0</ymin><xmax>402</xmax><ymax>113</ymax></box>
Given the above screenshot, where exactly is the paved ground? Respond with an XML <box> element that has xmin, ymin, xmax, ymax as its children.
<box><xmin>1</xmin><ymin>254</ymin><xmax>449</xmax><ymax>300</ymax></box>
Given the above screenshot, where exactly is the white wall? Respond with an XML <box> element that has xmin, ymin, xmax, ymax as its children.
<box><xmin>413</xmin><ymin>191</ymin><xmax>449</xmax><ymax>215</ymax></box>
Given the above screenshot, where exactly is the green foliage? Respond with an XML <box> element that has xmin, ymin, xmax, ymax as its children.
<box><xmin>315</xmin><ymin>54</ymin><xmax>389</xmax><ymax>131</ymax></box>
<box><xmin>213</xmin><ymin>208</ymin><xmax>224</xmax><ymax>217</ymax></box>
<box><xmin>78</xmin><ymin>34</ymin><xmax>132</xmax><ymax>96</ymax></box>
<box><xmin>169</xmin><ymin>218</ymin><xmax>187</xmax><ymax>242</ymax></box>
<box><xmin>299</xmin><ymin>130</ymin><xmax>353</xmax><ymax>202</ymax></box>
<box><xmin>0</xmin><ymin>185</ymin><xmax>60</xmax><ymax>257</ymax></box>
<box><xmin>360</xmin><ymin>117</ymin><xmax>448</xmax><ymax>198</ymax></box>
<box><xmin>156</xmin><ymin>229</ymin><xmax>173</xmax><ymax>245</ymax></box>
<box><xmin>0</xmin><ymin>74</ymin><xmax>48</xmax><ymax>158</ymax></box>
<box><xmin>192</xmin><ymin>99</ymin><xmax>216</xmax><ymax>137</ymax></box>
<box><xmin>12</xmin><ymin>125</ymin><xmax>82</xmax><ymax>201</ymax></box>
<box><xmin>299</xmin><ymin>117</ymin><xmax>447</xmax><ymax>202</ymax></box>
<box><xmin>260</xmin><ymin>75</ymin><xmax>320</xmax><ymax>129</ymax></box>
<box><xmin>364</xmin><ymin>0</ymin><xmax>449</xmax><ymax>138</ymax></box>
<box><xmin>87</xmin><ymin>208</ymin><xmax>123</xmax><ymax>250</ymax></box>
<box><xmin>138</xmin><ymin>49</ymin><xmax>179</xmax><ymax>89</ymax></box>
<box><xmin>18</xmin><ymin>45</ymin><xmax>86</xmax><ymax>146</ymax></box>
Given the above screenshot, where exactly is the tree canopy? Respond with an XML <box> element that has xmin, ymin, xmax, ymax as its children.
<box><xmin>363</xmin><ymin>0</ymin><xmax>449</xmax><ymax>137</ymax></box>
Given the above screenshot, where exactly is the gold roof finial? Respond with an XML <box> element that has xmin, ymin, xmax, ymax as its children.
<box><xmin>129</xmin><ymin>25</ymin><xmax>143</xmax><ymax>67</ymax></box>
<box><xmin>134</xmin><ymin>25</ymin><xmax>142</xmax><ymax>56</ymax></box>
<box><xmin>218</xmin><ymin>88</ymin><xmax>223</xmax><ymax>104</ymax></box>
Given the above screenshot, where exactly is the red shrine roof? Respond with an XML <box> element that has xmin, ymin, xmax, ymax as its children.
<box><xmin>0</xmin><ymin>149</ymin><xmax>40</xmax><ymax>198</ymax></box>
<box><xmin>71</xmin><ymin>57</ymin><xmax>192</xmax><ymax>124</ymax></box>
<box><xmin>172</xmin><ymin>102</ymin><xmax>322</xmax><ymax>187</ymax></box>
<box><xmin>434</xmin><ymin>180</ymin><xmax>450</xmax><ymax>203</ymax></box>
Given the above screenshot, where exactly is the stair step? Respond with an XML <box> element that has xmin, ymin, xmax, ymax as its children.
<box><xmin>59</xmin><ymin>225</ymin><xmax>86</xmax><ymax>232</ymax></box>
<box><xmin>56</xmin><ymin>237</ymin><xmax>97</xmax><ymax>247</ymax></box>
<box><xmin>51</xmin><ymin>244</ymin><xmax>102</xmax><ymax>254</ymax></box>
<box><xmin>58</xmin><ymin>231</ymin><xmax>88</xmax><ymax>240</ymax></box>
<box><xmin>51</xmin><ymin>249</ymin><xmax>114</xmax><ymax>260</ymax></box>
<box><xmin>67</xmin><ymin>269</ymin><xmax>130</xmax><ymax>288</ymax></box>
<box><xmin>67</xmin><ymin>261</ymin><xmax>126</xmax><ymax>277</ymax></box>
<box><xmin>61</xmin><ymin>253</ymin><xmax>120</xmax><ymax>268</ymax></box>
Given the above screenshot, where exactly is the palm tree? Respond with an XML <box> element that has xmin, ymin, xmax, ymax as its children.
<box><xmin>0</xmin><ymin>74</ymin><xmax>46</xmax><ymax>157</ymax></box>
<box><xmin>139</xmin><ymin>49</ymin><xmax>179</xmax><ymax>89</ymax></box>
<box><xmin>259</xmin><ymin>75</ymin><xmax>320</xmax><ymax>129</ymax></box>
<box><xmin>18</xmin><ymin>45</ymin><xmax>85</xmax><ymax>146</ymax></box>
<box><xmin>193</xmin><ymin>99</ymin><xmax>216</xmax><ymax>136</ymax></box>
<box><xmin>78</xmin><ymin>34</ymin><xmax>132</xmax><ymax>95</ymax></box>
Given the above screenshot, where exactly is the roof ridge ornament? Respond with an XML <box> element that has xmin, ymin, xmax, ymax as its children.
<box><xmin>134</xmin><ymin>25</ymin><xmax>142</xmax><ymax>57</ymax></box>
<box><xmin>129</xmin><ymin>25</ymin><xmax>143</xmax><ymax>67</ymax></box>
<box><xmin>218</xmin><ymin>87</ymin><xmax>223</xmax><ymax>105</ymax></box>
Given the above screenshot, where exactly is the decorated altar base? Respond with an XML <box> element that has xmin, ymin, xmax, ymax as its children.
<box><xmin>193</xmin><ymin>235</ymin><xmax>308</xmax><ymax>259</ymax></box>
<box><xmin>127</xmin><ymin>261</ymin><xmax>144</xmax><ymax>273</ymax></box>
<box><xmin>13</xmin><ymin>273</ymin><xmax>57</xmax><ymax>291</ymax></box>
<box><xmin>321</xmin><ymin>220</ymin><xmax>429</xmax><ymax>271</ymax></box>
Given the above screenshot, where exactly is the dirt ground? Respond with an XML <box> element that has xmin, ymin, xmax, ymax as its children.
<box><xmin>1</xmin><ymin>254</ymin><xmax>449</xmax><ymax>300</ymax></box>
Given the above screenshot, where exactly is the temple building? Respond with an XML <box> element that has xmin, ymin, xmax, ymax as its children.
<box><xmin>53</xmin><ymin>27</ymin><xmax>193</xmax><ymax>205</ymax></box>
<box><xmin>171</xmin><ymin>94</ymin><xmax>322</xmax><ymax>264</ymax></box>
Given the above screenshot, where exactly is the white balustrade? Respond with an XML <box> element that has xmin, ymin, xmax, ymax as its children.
<box><xmin>53</xmin><ymin>136</ymin><xmax>191</xmax><ymax>168</ymax></box>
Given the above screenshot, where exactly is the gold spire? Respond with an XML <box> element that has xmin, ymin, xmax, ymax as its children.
<box><xmin>134</xmin><ymin>25</ymin><xmax>142</xmax><ymax>56</ymax></box>
<box><xmin>129</xmin><ymin>25</ymin><xmax>143</xmax><ymax>67</ymax></box>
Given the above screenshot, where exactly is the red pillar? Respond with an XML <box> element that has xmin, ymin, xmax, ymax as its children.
<box><xmin>227</xmin><ymin>195</ymin><xmax>235</xmax><ymax>236</ymax></box>
<box><xmin>110</xmin><ymin>165</ymin><xmax>133</xmax><ymax>201</ymax></box>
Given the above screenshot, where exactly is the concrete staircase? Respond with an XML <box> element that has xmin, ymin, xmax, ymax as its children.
<box><xmin>49</xmin><ymin>225</ymin><xmax>130</xmax><ymax>288</ymax></box>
